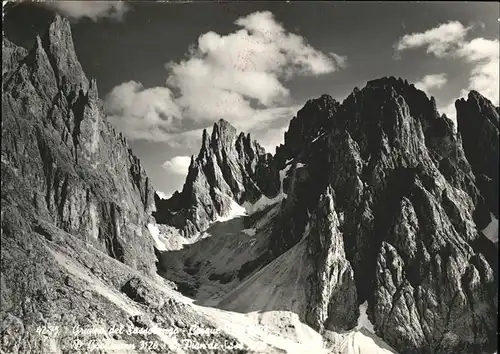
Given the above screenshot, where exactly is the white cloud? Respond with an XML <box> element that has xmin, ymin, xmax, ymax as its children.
<box><xmin>414</xmin><ymin>73</ymin><xmax>448</xmax><ymax>93</ymax></box>
<box><xmin>329</xmin><ymin>52</ymin><xmax>348</xmax><ymax>69</ymax></box>
<box><xmin>105</xmin><ymin>81</ymin><xmax>184</xmax><ymax>142</ymax></box>
<box><xmin>457</xmin><ymin>38</ymin><xmax>500</xmax><ymax>102</ymax></box>
<box><xmin>253</xmin><ymin>125</ymin><xmax>289</xmax><ymax>154</ymax></box>
<box><xmin>41</xmin><ymin>1</ymin><xmax>129</xmax><ymax>21</ymax></box>
<box><xmin>438</xmin><ymin>102</ymin><xmax>458</xmax><ymax>124</ymax></box>
<box><xmin>105</xmin><ymin>11</ymin><xmax>345</xmax><ymax>145</ymax></box>
<box><xmin>395</xmin><ymin>21</ymin><xmax>499</xmax><ymax>106</ymax></box>
<box><xmin>395</xmin><ymin>21</ymin><xmax>471</xmax><ymax>58</ymax></box>
<box><xmin>162</xmin><ymin>156</ymin><xmax>191</xmax><ymax>176</ymax></box>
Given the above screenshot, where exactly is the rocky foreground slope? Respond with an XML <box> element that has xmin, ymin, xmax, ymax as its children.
<box><xmin>1</xmin><ymin>14</ymin><xmax>498</xmax><ymax>354</ymax></box>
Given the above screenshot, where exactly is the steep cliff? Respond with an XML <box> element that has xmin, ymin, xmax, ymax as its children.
<box><xmin>1</xmin><ymin>15</ymin><xmax>157</xmax><ymax>275</ymax></box>
<box><xmin>455</xmin><ymin>91</ymin><xmax>499</xmax><ymax>219</ymax></box>
<box><xmin>158</xmin><ymin>77</ymin><xmax>498</xmax><ymax>354</ymax></box>
<box><xmin>265</xmin><ymin>77</ymin><xmax>497</xmax><ymax>353</ymax></box>
<box><xmin>2</xmin><ymin>37</ymin><xmax>28</xmax><ymax>79</ymax></box>
<box><xmin>1</xmin><ymin>15</ymin><xmax>256</xmax><ymax>354</ymax></box>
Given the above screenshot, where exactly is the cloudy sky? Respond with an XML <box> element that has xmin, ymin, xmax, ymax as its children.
<box><xmin>4</xmin><ymin>1</ymin><xmax>499</xmax><ymax>197</ymax></box>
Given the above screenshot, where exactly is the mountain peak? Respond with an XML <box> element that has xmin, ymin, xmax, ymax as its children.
<box><xmin>455</xmin><ymin>90</ymin><xmax>499</xmax><ymax>217</ymax></box>
<box><xmin>276</xmin><ymin>93</ymin><xmax>340</xmax><ymax>162</ymax></box>
<box><xmin>214</xmin><ymin>118</ymin><xmax>234</xmax><ymax>129</ymax></box>
<box><xmin>41</xmin><ymin>14</ymin><xmax>88</xmax><ymax>92</ymax></box>
<box><xmin>155</xmin><ymin>119</ymin><xmax>279</xmax><ymax>236</ymax></box>
<box><xmin>456</xmin><ymin>90</ymin><xmax>499</xmax><ymax>128</ymax></box>
<box><xmin>49</xmin><ymin>13</ymin><xmax>69</xmax><ymax>32</ymax></box>
<box><xmin>211</xmin><ymin>118</ymin><xmax>237</xmax><ymax>146</ymax></box>
<box><xmin>304</xmin><ymin>93</ymin><xmax>338</xmax><ymax>110</ymax></box>
<box><xmin>463</xmin><ymin>90</ymin><xmax>496</xmax><ymax>110</ymax></box>
<box><xmin>366</xmin><ymin>76</ymin><xmax>408</xmax><ymax>88</ymax></box>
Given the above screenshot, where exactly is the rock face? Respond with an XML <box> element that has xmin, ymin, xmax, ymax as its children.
<box><xmin>154</xmin><ymin>119</ymin><xmax>280</xmax><ymax>236</ymax></box>
<box><xmin>2</xmin><ymin>37</ymin><xmax>28</xmax><ymax>79</ymax></box>
<box><xmin>161</xmin><ymin>76</ymin><xmax>498</xmax><ymax>353</ymax></box>
<box><xmin>1</xmin><ymin>15</ymin><xmax>157</xmax><ymax>275</ymax></box>
<box><xmin>456</xmin><ymin>91</ymin><xmax>499</xmax><ymax>219</ymax></box>
<box><xmin>305</xmin><ymin>186</ymin><xmax>358</xmax><ymax>333</ymax></box>
<box><xmin>275</xmin><ymin>94</ymin><xmax>340</xmax><ymax>165</ymax></box>
<box><xmin>268</xmin><ymin>77</ymin><xmax>497</xmax><ymax>353</ymax></box>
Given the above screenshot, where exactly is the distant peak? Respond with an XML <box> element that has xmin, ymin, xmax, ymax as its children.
<box><xmin>214</xmin><ymin>118</ymin><xmax>235</xmax><ymax>130</ymax></box>
<box><xmin>45</xmin><ymin>14</ymin><xmax>73</xmax><ymax>47</ymax></box>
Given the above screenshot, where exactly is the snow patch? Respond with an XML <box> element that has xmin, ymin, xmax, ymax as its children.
<box><xmin>338</xmin><ymin>211</ymin><xmax>345</xmax><ymax>224</ymax></box>
<box><xmin>89</xmin><ymin>203</ymin><xmax>99</xmax><ymax>240</ymax></box>
<box><xmin>155</xmin><ymin>191</ymin><xmax>170</xmax><ymax>200</ymax></box>
<box><xmin>147</xmin><ymin>223</ymin><xmax>168</xmax><ymax>251</ymax></box>
<box><xmin>312</xmin><ymin>132</ymin><xmax>326</xmax><ymax>143</ymax></box>
<box><xmin>357</xmin><ymin>301</ymin><xmax>375</xmax><ymax>333</ymax></box>
<box><xmin>303</xmin><ymin>221</ymin><xmax>311</xmax><ymax>239</ymax></box>
<box><xmin>242</xmin><ymin>228</ymin><xmax>256</xmax><ymax>236</ymax></box>
<box><xmin>216</xmin><ymin>200</ymin><xmax>247</xmax><ymax>222</ymax></box>
<box><xmin>243</xmin><ymin>194</ymin><xmax>283</xmax><ymax>215</ymax></box>
<box><xmin>482</xmin><ymin>213</ymin><xmax>498</xmax><ymax>243</ymax></box>
<box><xmin>326</xmin><ymin>329</ymin><xmax>397</xmax><ymax>353</ymax></box>
<box><xmin>279</xmin><ymin>163</ymin><xmax>293</xmax><ymax>198</ymax></box>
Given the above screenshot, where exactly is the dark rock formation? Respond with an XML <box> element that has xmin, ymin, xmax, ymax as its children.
<box><xmin>275</xmin><ymin>94</ymin><xmax>340</xmax><ymax>166</ymax></box>
<box><xmin>2</xmin><ymin>15</ymin><xmax>254</xmax><ymax>354</ymax></box>
<box><xmin>456</xmin><ymin>91</ymin><xmax>499</xmax><ymax>218</ymax></box>
<box><xmin>1</xmin><ymin>15</ymin><xmax>157</xmax><ymax>275</ymax></box>
<box><xmin>305</xmin><ymin>186</ymin><xmax>359</xmax><ymax>332</ymax></box>
<box><xmin>121</xmin><ymin>277</ymin><xmax>165</xmax><ymax>309</ymax></box>
<box><xmin>156</xmin><ymin>76</ymin><xmax>497</xmax><ymax>353</ymax></box>
<box><xmin>263</xmin><ymin>77</ymin><xmax>498</xmax><ymax>353</ymax></box>
<box><xmin>154</xmin><ymin>119</ymin><xmax>280</xmax><ymax>236</ymax></box>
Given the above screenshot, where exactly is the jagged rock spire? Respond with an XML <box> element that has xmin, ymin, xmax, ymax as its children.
<box><xmin>42</xmin><ymin>14</ymin><xmax>89</xmax><ymax>93</ymax></box>
<box><xmin>456</xmin><ymin>90</ymin><xmax>500</xmax><ymax>218</ymax></box>
<box><xmin>154</xmin><ymin>119</ymin><xmax>279</xmax><ymax>236</ymax></box>
<box><xmin>2</xmin><ymin>13</ymin><xmax>157</xmax><ymax>275</ymax></box>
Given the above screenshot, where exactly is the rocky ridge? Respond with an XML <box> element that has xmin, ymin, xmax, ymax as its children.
<box><xmin>455</xmin><ymin>91</ymin><xmax>499</xmax><ymax>219</ymax></box>
<box><xmin>2</xmin><ymin>15</ymin><xmax>157</xmax><ymax>275</ymax></box>
<box><xmin>157</xmin><ymin>77</ymin><xmax>498</xmax><ymax>353</ymax></box>
<box><xmin>154</xmin><ymin>119</ymin><xmax>280</xmax><ymax>236</ymax></box>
